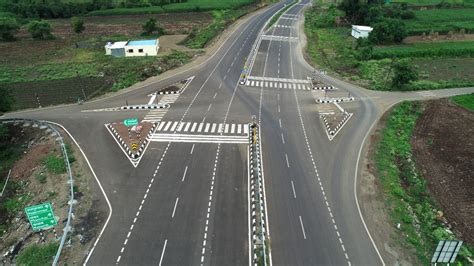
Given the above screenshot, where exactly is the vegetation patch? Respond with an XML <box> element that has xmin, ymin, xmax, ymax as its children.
<box><xmin>405</xmin><ymin>8</ymin><xmax>474</xmax><ymax>35</ymax></box>
<box><xmin>267</xmin><ymin>0</ymin><xmax>296</xmax><ymax>29</ymax></box>
<box><xmin>451</xmin><ymin>93</ymin><xmax>474</xmax><ymax>111</ymax></box>
<box><xmin>16</xmin><ymin>243</ymin><xmax>59</xmax><ymax>265</ymax></box>
<box><xmin>372</xmin><ymin>41</ymin><xmax>474</xmax><ymax>59</ymax></box>
<box><xmin>374</xmin><ymin>102</ymin><xmax>473</xmax><ymax>264</ymax></box>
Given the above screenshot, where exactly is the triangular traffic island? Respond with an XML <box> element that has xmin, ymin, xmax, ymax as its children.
<box><xmin>105</xmin><ymin>120</ymin><xmax>158</xmax><ymax>167</ymax></box>
<box><xmin>320</xmin><ymin>111</ymin><xmax>353</xmax><ymax>141</ymax></box>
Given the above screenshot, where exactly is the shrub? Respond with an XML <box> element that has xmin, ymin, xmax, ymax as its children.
<box><xmin>0</xmin><ymin>16</ymin><xmax>20</xmax><ymax>41</ymax></box>
<box><xmin>27</xmin><ymin>20</ymin><xmax>53</xmax><ymax>40</ymax></box>
<box><xmin>71</xmin><ymin>16</ymin><xmax>85</xmax><ymax>34</ymax></box>
<box><xmin>369</xmin><ymin>18</ymin><xmax>407</xmax><ymax>44</ymax></box>
<box><xmin>0</xmin><ymin>86</ymin><xmax>14</xmax><ymax>113</ymax></box>
<box><xmin>142</xmin><ymin>17</ymin><xmax>157</xmax><ymax>35</ymax></box>
<box><xmin>392</xmin><ymin>59</ymin><xmax>418</xmax><ymax>89</ymax></box>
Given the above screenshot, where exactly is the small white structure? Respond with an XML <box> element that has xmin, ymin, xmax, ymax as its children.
<box><xmin>105</xmin><ymin>39</ymin><xmax>159</xmax><ymax>57</ymax></box>
<box><xmin>351</xmin><ymin>25</ymin><xmax>373</xmax><ymax>39</ymax></box>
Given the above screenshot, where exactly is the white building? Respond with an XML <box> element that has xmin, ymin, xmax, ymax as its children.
<box><xmin>105</xmin><ymin>39</ymin><xmax>159</xmax><ymax>57</ymax></box>
<box><xmin>351</xmin><ymin>25</ymin><xmax>373</xmax><ymax>39</ymax></box>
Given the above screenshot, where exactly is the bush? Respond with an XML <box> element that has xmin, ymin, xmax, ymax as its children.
<box><xmin>392</xmin><ymin>59</ymin><xmax>418</xmax><ymax>89</ymax></box>
<box><xmin>0</xmin><ymin>86</ymin><xmax>14</xmax><ymax>113</ymax></box>
<box><xmin>27</xmin><ymin>20</ymin><xmax>53</xmax><ymax>40</ymax></box>
<box><xmin>142</xmin><ymin>17</ymin><xmax>157</xmax><ymax>35</ymax></box>
<box><xmin>369</xmin><ymin>18</ymin><xmax>407</xmax><ymax>44</ymax></box>
<box><xmin>0</xmin><ymin>16</ymin><xmax>20</xmax><ymax>41</ymax></box>
<box><xmin>16</xmin><ymin>243</ymin><xmax>59</xmax><ymax>265</ymax></box>
<box><xmin>71</xmin><ymin>16</ymin><xmax>85</xmax><ymax>34</ymax></box>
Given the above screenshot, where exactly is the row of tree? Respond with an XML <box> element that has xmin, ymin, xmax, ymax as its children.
<box><xmin>1</xmin><ymin>0</ymin><xmax>189</xmax><ymax>19</ymax></box>
<box><xmin>0</xmin><ymin>16</ymin><xmax>85</xmax><ymax>40</ymax></box>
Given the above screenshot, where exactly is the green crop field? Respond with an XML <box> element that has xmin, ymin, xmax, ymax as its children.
<box><xmin>390</xmin><ymin>0</ymin><xmax>473</xmax><ymax>5</ymax></box>
<box><xmin>405</xmin><ymin>8</ymin><xmax>474</xmax><ymax>35</ymax></box>
<box><xmin>372</xmin><ymin>41</ymin><xmax>474</xmax><ymax>59</ymax></box>
<box><xmin>88</xmin><ymin>0</ymin><xmax>256</xmax><ymax>16</ymax></box>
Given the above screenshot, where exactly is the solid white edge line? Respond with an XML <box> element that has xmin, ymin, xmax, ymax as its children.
<box><xmin>158</xmin><ymin>239</ymin><xmax>168</xmax><ymax>266</ymax></box>
<box><xmin>42</xmin><ymin>121</ymin><xmax>112</xmax><ymax>266</ymax></box>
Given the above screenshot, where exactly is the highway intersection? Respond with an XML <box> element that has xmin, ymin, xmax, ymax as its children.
<box><xmin>3</xmin><ymin>0</ymin><xmax>474</xmax><ymax>265</ymax></box>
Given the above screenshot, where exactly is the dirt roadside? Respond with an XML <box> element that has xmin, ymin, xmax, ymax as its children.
<box><xmin>0</xmin><ymin>122</ymin><xmax>106</xmax><ymax>264</ymax></box>
<box><xmin>358</xmin><ymin>110</ymin><xmax>418</xmax><ymax>266</ymax></box>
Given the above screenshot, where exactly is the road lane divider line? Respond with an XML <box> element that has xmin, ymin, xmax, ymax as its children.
<box><xmin>285</xmin><ymin>154</ymin><xmax>290</xmax><ymax>168</ymax></box>
<box><xmin>287</xmin><ymin>12</ymin><xmax>351</xmax><ymax>263</ymax></box>
<box><xmin>182</xmin><ymin>166</ymin><xmax>188</xmax><ymax>182</ymax></box>
<box><xmin>291</xmin><ymin>180</ymin><xmax>296</xmax><ymax>199</ymax></box>
<box><xmin>158</xmin><ymin>239</ymin><xmax>167</xmax><ymax>266</ymax></box>
<box><xmin>299</xmin><ymin>216</ymin><xmax>307</xmax><ymax>239</ymax></box>
<box><xmin>172</xmin><ymin>197</ymin><xmax>179</xmax><ymax>218</ymax></box>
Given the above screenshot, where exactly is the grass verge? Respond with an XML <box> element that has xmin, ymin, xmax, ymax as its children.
<box><xmin>267</xmin><ymin>0</ymin><xmax>296</xmax><ymax>29</ymax></box>
<box><xmin>375</xmin><ymin>101</ymin><xmax>473</xmax><ymax>264</ymax></box>
<box><xmin>451</xmin><ymin>93</ymin><xmax>474</xmax><ymax>111</ymax></box>
<box><xmin>183</xmin><ymin>8</ymin><xmax>251</xmax><ymax>49</ymax></box>
<box><xmin>16</xmin><ymin>243</ymin><xmax>59</xmax><ymax>265</ymax></box>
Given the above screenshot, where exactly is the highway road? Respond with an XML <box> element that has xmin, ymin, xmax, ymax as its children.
<box><xmin>2</xmin><ymin>0</ymin><xmax>474</xmax><ymax>265</ymax></box>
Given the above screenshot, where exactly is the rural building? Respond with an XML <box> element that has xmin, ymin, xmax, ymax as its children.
<box><xmin>105</xmin><ymin>39</ymin><xmax>159</xmax><ymax>57</ymax></box>
<box><xmin>351</xmin><ymin>25</ymin><xmax>373</xmax><ymax>39</ymax></box>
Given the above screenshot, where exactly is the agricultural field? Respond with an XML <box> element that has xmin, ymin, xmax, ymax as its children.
<box><xmin>390</xmin><ymin>0</ymin><xmax>474</xmax><ymax>5</ymax></box>
<box><xmin>0</xmin><ymin>0</ymin><xmax>268</xmax><ymax>110</ymax></box>
<box><xmin>404</xmin><ymin>8</ymin><xmax>474</xmax><ymax>35</ymax></box>
<box><xmin>304</xmin><ymin>5</ymin><xmax>474</xmax><ymax>91</ymax></box>
<box><xmin>368</xmin><ymin>100</ymin><xmax>474</xmax><ymax>265</ymax></box>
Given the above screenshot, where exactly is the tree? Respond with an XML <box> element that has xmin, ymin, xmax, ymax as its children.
<box><xmin>142</xmin><ymin>18</ymin><xmax>157</xmax><ymax>35</ymax></box>
<box><xmin>392</xmin><ymin>59</ymin><xmax>418</xmax><ymax>89</ymax></box>
<box><xmin>0</xmin><ymin>17</ymin><xmax>20</xmax><ymax>41</ymax></box>
<box><xmin>369</xmin><ymin>18</ymin><xmax>407</xmax><ymax>44</ymax></box>
<box><xmin>27</xmin><ymin>20</ymin><xmax>53</xmax><ymax>40</ymax></box>
<box><xmin>71</xmin><ymin>16</ymin><xmax>85</xmax><ymax>34</ymax></box>
<box><xmin>0</xmin><ymin>87</ymin><xmax>15</xmax><ymax>113</ymax></box>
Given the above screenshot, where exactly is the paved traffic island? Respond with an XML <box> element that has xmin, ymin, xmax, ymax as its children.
<box><xmin>105</xmin><ymin>120</ymin><xmax>157</xmax><ymax>162</ymax></box>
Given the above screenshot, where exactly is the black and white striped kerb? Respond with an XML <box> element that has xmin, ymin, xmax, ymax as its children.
<box><xmin>313</xmin><ymin>86</ymin><xmax>335</xmax><ymax>90</ymax></box>
<box><xmin>316</xmin><ymin>97</ymin><xmax>355</xmax><ymax>104</ymax></box>
<box><xmin>249</xmin><ymin>125</ymin><xmax>268</xmax><ymax>265</ymax></box>
<box><xmin>121</xmin><ymin>104</ymin><xmax>169</xmax><ymax>110</ymax></box>
<box><xmin>157</xmin><ymin>91</ymin><xmax>179</xmax><ymax>95</ymax></box>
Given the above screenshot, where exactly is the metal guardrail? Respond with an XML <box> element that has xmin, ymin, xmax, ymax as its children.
<box><xmin>0</xmin><ymin>118</ymin><xmax>75</xmax><ymax>266</ymax></box>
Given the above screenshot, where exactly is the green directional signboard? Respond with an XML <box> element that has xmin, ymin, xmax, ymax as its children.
<box><xmin>25</xmin><ymin>202</ymin><xmax>57</xmax><ymax>231</ymax></box>
<box><xmin>124</xmin><ymin>118</ymin><xmax>139</xmax><ymax>127</ymax></box>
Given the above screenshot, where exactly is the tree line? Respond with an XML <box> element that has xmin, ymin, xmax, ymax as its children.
<box><xmin>0</xmin><ymin>0</ymin><xmax>189</xmax><ymax>19</ymax></box>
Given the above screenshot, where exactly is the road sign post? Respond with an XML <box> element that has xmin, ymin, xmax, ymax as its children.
<box><xmin>25</xmin><ymin>202</ymin><xmax>57</xmax><ymax>231</ymax></box>
<box><xmin>124</xmin><ymin>118</ymin><xmax>139</xmax><ymax>127</ymax></box>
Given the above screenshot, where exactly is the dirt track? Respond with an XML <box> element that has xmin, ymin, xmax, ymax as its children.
<box><xmin>412</xmin><ymin>99</ymin><xmax>473</xmax><ymax>245</ymax></box>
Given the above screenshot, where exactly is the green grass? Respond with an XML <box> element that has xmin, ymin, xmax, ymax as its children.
<box><xmin>16</xmin><ymin>243</ymin><xmax>59</xmax><ymax>266</ymax></box>
<box><xmin>372</xmin><ymin>40</ymin><xmax>474</xmax><ymax>59</ymax></box>
<box><xmin>89</xmin><ymin>0</ymin><xmax>255</xmax><ymax>16</ymax></box>
<box><xmin>375</xmin><ymin>102</ymin><xmax>473</xmax><ymax>264</ymax></box>
<box><xmin>390</xmin><ymin>0</ymin><xmax>469</xmax><ymax>4</ymax></box>
<box><xmin>405</xmin><ymin>8</ymin><xmax>474</xmax><ymax>35</ymax></box>
<box><xmin>184</xmin><ymin>8</ymin><xmax>250</xmax><ymax>48</ymax></box>
<box><xmin>451</xmin><ymin>93</ymin><xmax>474</xmax><ymax>111</ymax></box>
<box><xmin>267</xmin><ymin>0</ymin><xmax>297</xmax><ymax>29</ymax></box>
<box><xmin>44</xmin><ymin>154</ymin><xmax>66</xmax><ymax>174</ymax></box>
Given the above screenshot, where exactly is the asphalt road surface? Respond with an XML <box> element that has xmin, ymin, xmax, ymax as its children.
<box><xmin>3</xmin><ymin>0</ymin><xmax>473</xmax><ymax>265</ymax></box>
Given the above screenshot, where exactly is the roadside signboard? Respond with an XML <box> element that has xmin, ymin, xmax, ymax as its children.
<box><xmin>124</xmin><ymin>118</ymin><xmax>139</xmax><ymax>127</ymax></box>
<box><xmin>25</xmin><ymin>202</ymin><xmax>57</xmax><ymax>231</ymax></box>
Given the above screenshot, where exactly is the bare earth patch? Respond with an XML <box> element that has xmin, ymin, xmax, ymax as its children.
<box><xmin>411</xmin><ymin>99</ymin><xmax>474</xmax><ymax>246</ymax></box>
